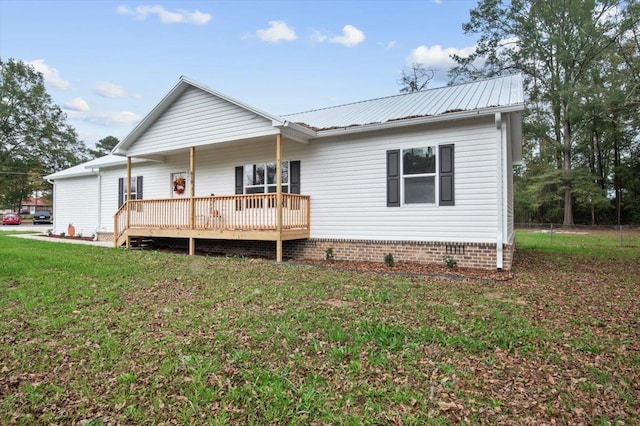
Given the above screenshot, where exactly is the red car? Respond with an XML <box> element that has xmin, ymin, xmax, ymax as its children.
<box><xmin>2</xmin><ymin>213</ymin><xmax>21</xmax><ymax>225</ymax></box>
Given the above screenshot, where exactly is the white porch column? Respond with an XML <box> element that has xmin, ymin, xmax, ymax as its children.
<box><xmin>189</xmin><ymin>146</ymin><xmax>196</xmax><ymax>255</ymax></box>
<box><xmin>126</xmin><ymin>156</ymin><xmax>131</xmax><ymax>249</ymax></box>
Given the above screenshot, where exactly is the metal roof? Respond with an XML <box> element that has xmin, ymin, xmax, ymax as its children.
<box><xmin>283</xmin><ymin>74</ymin><xmax>524</xmax><ymax>131</ymax></box>
<box><xmin>45</xmin><ymin>154</ymin><xmax>148</xmax><ymax>180</ymax></box>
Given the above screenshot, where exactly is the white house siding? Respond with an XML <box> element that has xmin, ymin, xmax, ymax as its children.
<box><xmin>118</xmin><ymin>116</ymin><xmax>500</xmax><ymax>244</ymax></box>
<box><xmin>126</xmin><ymin>87</ymin><xmax>279</xmax><ymax>157</ymax></box>
<box><xmin>92</xmin><ymin>115</ymin><xmax>503</xmax><ymax>246</ymax></box>
<box><xmin>52</xmin><ymin>175</ymin><xmax>99</xmax><ymax>237</ymax></box>
<box><xmin>297</xmin><ymin>116</ymin><xmax>499</xmax><ymax>243</ymax></box>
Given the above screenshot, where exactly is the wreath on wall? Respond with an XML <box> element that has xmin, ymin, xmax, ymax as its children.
<box><xmin>173</xmin><ymin>176</ymin><xmax>186</xmax><ymax>195</ymax></box>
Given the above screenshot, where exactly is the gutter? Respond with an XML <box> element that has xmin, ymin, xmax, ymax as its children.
<box><xmin>309</xmin><ymin>104</ymin><xmax>525</xmax><ymax>139</ymax></box>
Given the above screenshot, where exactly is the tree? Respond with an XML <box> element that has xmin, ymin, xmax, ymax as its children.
<box><xmin>0</xmin><ymin>58</ymin><xmax>88</xmax><ymax>209</ymax></box>
<box><xmin>398</xmin><ymin>63</ymin><xmax>435</xmax><ymax>93</ymax></box>
<box><xmin>450</xmin><ymin>0</ymin><xmax>639</xmax><ymax>225</ymax></box>
<box><xmin>89</xmin><ymin>135</ymin><xmax>119</xmax><ymax>158</ymax></box>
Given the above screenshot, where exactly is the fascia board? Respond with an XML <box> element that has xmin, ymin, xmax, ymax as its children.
<box><xmin>311</xmin><ymin>104</ymin><xmax>525</xmax><ymax>139</ymax></box>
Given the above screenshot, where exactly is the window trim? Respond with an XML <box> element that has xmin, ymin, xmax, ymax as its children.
<box><xmin>118</xmin><ymin>175</ymin><xmax>143</xmax><ymax>208</ymax></box>
<box><xmin>401</xmin><ymin>146</ymin><xmax>437</xmax><ymax>205</ymax></box>
<box><xmin>242</xmin><ymin>161</ymin><xmax>291</xmax><ymax>195</ymax></box>
<box><xmin>386</xmin><ymin>145</ymin><xmax>454</xmax><ymax>207</ymax></box>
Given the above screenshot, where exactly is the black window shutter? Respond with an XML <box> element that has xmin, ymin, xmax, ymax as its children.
<box><xmin>137</xmin><ymin>176</ymin><xmax>143</xmax><ymax>200</ymax></box>
<box><xmin>386</xmin><ymin>150</ymin><xmax>400</xmax><ymax>207</ymax></box>
<box><xmin>235</xmin><ymin>166</ymin><xmax>244</xmax><ymax>210</ymax></box>
<box><xmin>235</xmin><ymin>166</ymin><xmax>244</xmax><ymax>194</ymax></box>
<box><xmin>118</xmin><ymin>177</ymin><xmax>124</xmax><ymax>208</ymax></box>
<box><xmin>439</xmin><ymin>144</ymin><xmax>454</xmax><ymax>206</ymax></box>
<box><xmin>290</xmin><ymin>161</ymin><xmax>301</xmax><ymax>194</ymax></box>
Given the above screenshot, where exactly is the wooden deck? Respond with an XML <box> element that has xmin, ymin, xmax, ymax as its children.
<box><xmin>114</xmin><ymin>193</ymin><xmax>310</xmax><ymax>248</ymax></box>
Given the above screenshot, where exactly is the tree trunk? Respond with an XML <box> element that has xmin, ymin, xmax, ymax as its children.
<box><xmin>562</xmin><ymin>108</ymin><xmax>574</xmax><ymax>226</ymax></box>
<box><xmin>613</xmin><ymin>119</ymin><xmax>622</xmax><ymax>225</ymax></box>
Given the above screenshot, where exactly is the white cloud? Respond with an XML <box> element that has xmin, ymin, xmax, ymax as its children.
<box><xmin>26</xmin><ymin>59</ymin><xmax>70</xmax><ymax>89</ymax></box>
<box><xmin>409</xmin><ymin>44</ymin><xmax>477</xmax><ymax>69</ymax></box>
<box><xmin>117</xmin><ymin>4</ymin><xmax>211</xmax><ymax>25</ymax></box>
<box><xmin>64</xmin><ymin>97</ymin><xmax>90</xmax><ymax>112</ymax></box>
<box><xmin>434</xmin><ymin>0</ymin><xmax>442</xmax><ymax>4</ymax></box>
<box><xmin>82</xmin><ymin>111</ymin><xmax>142</xmax><ymax>126</ymax></box>
<box><xmin>256</xmin><ymin>20</ymin><xmax>297</xmax><ymax>43</ymax></box>
<box><xmin>330</xmin><ymin>25</ymin><xmax>365</xmax><ymax>47</ymax></box>
<box><xmin>87</xmin><ymin>111</ymin><xmax>142</xmax><ymax>126</ymax></box>
<box><xmin>65</xmin><ymin>108</ymin><xmax>142</xmax><ymax>127</ymax></box>
<box><xmin>94</xmin><ymin>81</ymin><xmax>140</xmax><ymax>98</ymax></box>
<box><xmin>309</xmin><ymin>29</ymin><xmax>328</xmax><ymax>44</ymax></box>
<box><xmin>405</xmin><ymin>44</ymin><xmax>481</xmax><ymax>84</ymax></box>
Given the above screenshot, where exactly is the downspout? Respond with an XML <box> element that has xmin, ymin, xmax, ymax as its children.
<box><xmin>95</xmin><ymin>170</ymin><xmax>102</xmax><ymax>240</ymax></box>
<box><xmin>495</xmin><ymin>113</ymin><xmax>504</xmax><ymax>271</ymax></box>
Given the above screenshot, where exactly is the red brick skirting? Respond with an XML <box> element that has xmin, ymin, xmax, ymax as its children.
<box><xmin>285</xmin><ymin>238</ymin><xmax>514</xmax><ymax>271</ymax></box>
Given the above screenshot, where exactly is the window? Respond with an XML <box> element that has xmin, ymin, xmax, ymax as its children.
<box><xmin>387</xmin><ymin>145</ymin><xmax>454</xmax><ymax>207</ymax></box>
<box><xmin>403</xmin><ymin>147</ymin><xmax>436</xmax><ymax>204</ymax></box>
<box><xmin>235</xmin><ymin>161</ymin><xmax>300</xmax><ymax>210</ymax></box>
<box><xmin>243</xmin><ymin>162</ymin><xmax>289</xmax><ymax>194</ymax></box>
<box><xmin>118</xmin><ymin>176</ymin><xmax>143</xmax><ymax>208</ymax></box>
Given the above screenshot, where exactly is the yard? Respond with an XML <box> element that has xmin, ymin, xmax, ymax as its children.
<box><xmin>0</xmin><ymin>230</ymin><xmax>638</xmax><ymax>424</ymax></box>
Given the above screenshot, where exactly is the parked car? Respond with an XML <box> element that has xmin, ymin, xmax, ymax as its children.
<box><xmin>33</xmin><ymin>210</ymin><xmax>52</xmax><ymax>224</ymax></box>
<box><xmin>2</xmin><ymin>213</ymin><xmax>22</xmax><ymax>225</ymax></box>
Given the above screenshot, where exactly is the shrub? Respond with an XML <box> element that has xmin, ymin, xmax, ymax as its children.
<box><xmin>384</xmin><ymin>253</ymin><xmax>395</xmax><ymax>267</ymax></box>
<box><xmin>443</xmin><ymin>256</ymin><xmax>458</xmax><ymax>269</ymax></box>
<box><xmin>325</xmin><ymin>247</ymin><xmax>335</xmax><ymax>261</ymax></box>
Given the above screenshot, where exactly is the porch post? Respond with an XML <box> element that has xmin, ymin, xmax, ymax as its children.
<box><xmin>189</xmin><ymin>146</ymin><xmax>196</xmax><ymax>255</ymax></box>
<box><xmin>126</xmin><ymin>156</ymin><xmax>131</xmax><ymax>249</ymax></box>
<box><xmin>276</xmin><ymin>134</ymin><xmax>283</xmax><ymax>262</ymax></box>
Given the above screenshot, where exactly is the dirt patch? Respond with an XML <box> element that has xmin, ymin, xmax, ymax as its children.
<box><xmin>299</xmin><ymin>259</ymin><xmax>513</xmax><ymax>281</ymax></box>
<box><xmin>321</xmin><ymin>298</ymin><xmax>356</xmax><ymax>308</ymax></box>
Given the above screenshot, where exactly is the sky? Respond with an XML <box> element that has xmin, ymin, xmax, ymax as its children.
<box><xmin>0</xmin><ymin>0</ymin><xmax>480</xmax><ymax>148</ymax></box>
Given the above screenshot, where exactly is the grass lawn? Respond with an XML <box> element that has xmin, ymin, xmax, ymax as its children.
<box><xmin>0</xmin><ymin>230</ymin><xmax>638</xmax><ymax>424</ymax></box>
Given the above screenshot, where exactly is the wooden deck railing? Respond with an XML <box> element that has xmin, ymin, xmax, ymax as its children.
<box><xmin>114</xmin><ymin>193</ymin><xmax>310</xmax><ymax>243</ymax></box>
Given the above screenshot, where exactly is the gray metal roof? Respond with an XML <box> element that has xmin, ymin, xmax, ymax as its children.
<box><xmin>283</xmin><ymin>74</ymin><xmax>524</xmax><ymax>131</ymax></box>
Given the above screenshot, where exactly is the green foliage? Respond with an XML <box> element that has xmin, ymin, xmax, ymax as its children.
<box><xmin>325</xmin><ymin>247</ymin><xmax>335</xmax><ymax>261</ymax></box>
<box><xmin>0</xmin><ymin>58</ymin><xmax>88</xmax><ymax>210</ymax></box>
<box><xmin>443</xmin><ymin>256</ymin><xmax>457</xmax><ymax>269</ymax></box>
<box><xmin>449</xmin><ymin>0</ymin><xmax>640</xmax><ymax>225</ymax></box>
<box><xmin>383</xmin><ymin>252</ymin><xmax>394</xmax><ymax>267</ymax></box>
<box><xmin>89</xmin><ymin>135</ymin><xmax>119</xmax><ymax>158</ymax></box>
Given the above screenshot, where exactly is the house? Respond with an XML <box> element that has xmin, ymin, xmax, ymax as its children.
<box><xmin>20</xmin><ymin>196</ymin><xmax>52</xmax><ymax>214</ymax></box>
<box><xmin>46</xmin><ymin>74</ymin><xmax>524</xmax><ymax>270</ymax></box>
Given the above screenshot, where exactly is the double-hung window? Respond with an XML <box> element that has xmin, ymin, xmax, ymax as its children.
<box><xmin>118</xmin><ymin>176</ymin><xmax>143</xmax><ymax>208</ymax></box>
<box><xmin>244</xmin><ymin>161</ymin><xmax>290</xmax><ymax>194</ymax></box>
<box><xmin>387</xmin><ymin>144</ymin><xmax>454</xmax><ymax>207</ymax></box>
<box><xmin>403</xmin><ymin>147</ymin><xmax>436</xmax><ymax>204</ymax></box>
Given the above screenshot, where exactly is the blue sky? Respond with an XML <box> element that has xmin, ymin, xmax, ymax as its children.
<box><xmin>0</xmin><ymin>0</ymin><xmax>479</xmax><ymax>148</ymax></box>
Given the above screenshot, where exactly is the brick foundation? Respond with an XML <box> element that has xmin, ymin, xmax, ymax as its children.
<box><xmin>103</xmin><ymin>232</ymin><xmax>514</xmax><ymax>271</ymax></box>
<box><xmin>285</xmin><ymin>238</ymin><xmax>514</xmax><ymax>271</ymax></box>
<box><xmin>96</xmin><ymin>232</ymin><xmax>114</xmax><ymax>242</ymax></box>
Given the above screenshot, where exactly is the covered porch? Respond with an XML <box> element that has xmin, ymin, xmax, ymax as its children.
<box><xmin>114</xmin><ymin>133</ymin><xmax>311</xmax><ymax>261</ymax></box>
